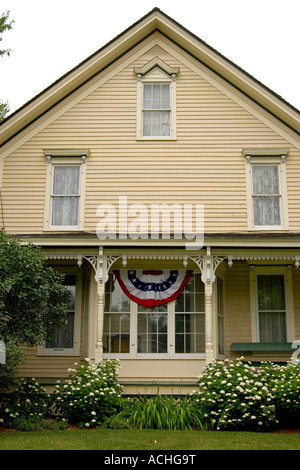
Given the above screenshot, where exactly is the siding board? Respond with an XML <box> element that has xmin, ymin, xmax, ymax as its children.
<box><xmin>2</xmin><ymin>39</ymin><xmax>300</xmax><ymax>234</ymax></box>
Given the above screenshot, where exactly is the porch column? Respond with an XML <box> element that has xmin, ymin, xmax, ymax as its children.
<box><xmin>203</xmin><ymin>247</ymin><xmax>214</xmax><ymax>364</ymax></box>
<box><xmin>95</xmin><ymin>280</ymin><xmax>105</xmax><ymax>364</ymax></box>
<box><xmin>204</xmin><ymin>283</ymin><xmax>214</xmax><ymax>364</ymax></box>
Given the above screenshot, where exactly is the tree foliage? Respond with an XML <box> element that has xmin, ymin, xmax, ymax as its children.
<box><xmin>0</xmin><ymin>10</ymin><xmax>14</xmax><ymax>57</ymax></box>
<box><xmin>0</xmin><ymin>11</ymin><xmax>14</xmax><ymax>122</ymax></box>
<box><xmin>0</xmin><ymin>101</ymin><xmax>9</xmax><ymax>122</ymax></box>
<box><xmin>0</xmin><ymin>230</ymin><xmax>68</xmax><ymax>347</ymax></box>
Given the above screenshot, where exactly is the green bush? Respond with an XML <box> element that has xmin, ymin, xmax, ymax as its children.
<box><xmin>0</xmin><ymin>337</ymin><xmax>25</xmax><ymax>392</ymax></box>
<box><xmin>1</xmin><ymin>358</ymin><xmax>300</xmax><ymax>432</ymax></box>
<box><xmin>9</xmin><ymin>417</ymin><xmax>68</xmax><ymax>432</ymax></box>
<box><xmin>259</xmin><ymin>361</ymin><xmax>300</xmax><ymax>425</ymax></box>
<box><xmin>0</xmin><ymin>377</ymin><xmax>50</xmax><ymax>428</ymax></box>
<box><xmin>190</xmin><ymin>358</ymin><xmax>277</xmax><ymax>431</ymax></box>
<box><xmin>117</xmin><ymin>394</ymin><xmax>210</xmax><ymax>430</ymax></box>
<box><xmin>52</xmin><ymin>359</ymin><xmax>123</xmax><ymax>428</ymax></box>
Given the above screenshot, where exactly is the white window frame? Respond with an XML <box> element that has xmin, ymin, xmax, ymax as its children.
<box><xmin>244</xmin><ymin>149</ymin><xmax>289</xmax><ymax>230</ymax></box>
<box><xmin>135</xmin><ymin>58</ymin><xmax>178</xmax><ymax>140</ymax></box>
<box><xmin>43</xmin><ymin>150</ymin><xmax>88</xmax><ymax>231</ymax></box>
<box><xmin>38</xmin><ymin>268</ymin><xmax>82</xmax><ymax>356</ymax></box>
<box><xmin>136</xmin><ymin>303</ymin><xmax>169</xmax><ymax>357</ymax></box>
<box><xmin>103</xmin><ymin>272</ymin><xmax>205</xmax><ymax>359</ymax></box>
<box><xmin>173</xmin><ymin>273</ymin><xmax>206</xmax><ymax>357</ymax></box>
<box><xmin>249</xmin><ymin>265</ymin><xmax>294</xmax><ymax>343</ymax></box>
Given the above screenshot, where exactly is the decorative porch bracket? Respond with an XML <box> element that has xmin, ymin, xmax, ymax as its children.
<box><xmin>78</xmin><ymin>250</ymin><xmax>127</xmax><ymax>283</ymax></box>
<box><xmin>186</xmin><ymin>250</ymin><xmax>232</xmax><ymax>284</ymax></box>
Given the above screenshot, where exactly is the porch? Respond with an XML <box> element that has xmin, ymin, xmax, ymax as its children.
<box><xmin>90</xmin><ymin>245</ymin><xmax>300</xmax><ymax>367</ymax></box>
<box><xmin>18</xmin><ymin>241</ymin><xmax>300</xmax><ymax>393</ymax></box>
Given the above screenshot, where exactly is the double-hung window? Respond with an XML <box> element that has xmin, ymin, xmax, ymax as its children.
<box><xmin>137</xmin><ymin>304</ymin><xmax>168</xmax><ymax>354</ymax></box>
<box><xmin>257</xmin><ymin>274</ymin><xmax>287</xmax><ymax>342</ymax></box>
<box><xmin>103</xmin><ymin>274</ymin><xmax>131</xmax><ymax>354</ymax></box>
<box><xmin>174</xmin><ymin>274</ymin><xmax>205</xmax><ymax>354</ymax></box>
<box><xmin>244</xmin><ymin>149</ymin><xmax>289</xmax><ymax>230</ymax></box>
<box><xmin>249</xmin><ymin>266</ymin><xmax>294</xmax><ymax>344</ymax></box>
<box><xmin>252</xmin><ymin>165</ymin><xmax>281</xmax><ymax>227</ymax></box>
<box><xmin>142</xmin><ymin>83</ymin><xmax>171</xmax><ymax>137</ymax></box>
<box><xmin>41</xmin><ymin>270</ymin><xmax>82</xmax><ymax>355</ymax></box>
<box><xmin>44</xmin><ymin>150</ymin><xmax>88</xmax><ymax>231</ymax></box>
<box><xmin>135</xmin><ymin>58</ymin><xmax>179</xmax><ymax>140</ymax></box>
<box><xmin>51</xmin><ymin>165</ymin><xmax>81</xmax><ymax>227</ymax></box>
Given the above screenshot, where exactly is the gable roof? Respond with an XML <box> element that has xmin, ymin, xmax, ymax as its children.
<box><xmin>1</xmin><ymin>7</ymin><xmax>299</xmax><ymax>147</ymax></box>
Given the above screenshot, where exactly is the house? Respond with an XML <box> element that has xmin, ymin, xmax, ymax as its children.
<box><xmin>1</xmin><ymin>8</ymin><xmax>300</xmax><ymax>394</ymax></box>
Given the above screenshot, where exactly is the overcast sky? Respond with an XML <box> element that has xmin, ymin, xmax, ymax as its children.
<box><xmin>1</xmin><ymin>0</ymin><xmax>299</xmax><ymax>115</ymax></box>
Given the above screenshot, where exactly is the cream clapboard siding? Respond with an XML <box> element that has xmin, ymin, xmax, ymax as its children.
<box><xmin>18</xmin><ymin>346</ymin><xmax>81</xmax><ymax>380</ymax></box>
<box><xmin>225</xmin><ymin>261</ymin><xmax>251</xmax><ymax>357</ymax></box>
<box><xmin>1</xmin><ymin>37</ymin><xmax>300</xmax><ymax>235</ymax></box>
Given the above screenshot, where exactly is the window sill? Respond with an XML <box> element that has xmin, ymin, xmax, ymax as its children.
<box><xmin>248</xmin><ymin>226</ymin><xmax>287</xmax><ymax>231</ymax></box>
<box><xmin>43</xmin><ymin>227</ymin><xmax>85</xmax><ymax>232</ymax></box>
<box><xmin>103</xmin><ymin>354</ymin><xmax>205</xmax><ymax>359</ymax></box>
<box><xmin>38</xmin><ymin>351</ymin><xmax>77</xmax><ymax>356</ymax></box>
<box><xmin>136</xmin><ymin>136</ymin><xmax>177</xmax><ymax>141</ymax></box>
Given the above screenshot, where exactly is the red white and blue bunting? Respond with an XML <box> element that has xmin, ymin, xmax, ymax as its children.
<box><xmin>113</xmin><ymin>269</ymin><xmax>193</xmax><ymax>307</ymax></box>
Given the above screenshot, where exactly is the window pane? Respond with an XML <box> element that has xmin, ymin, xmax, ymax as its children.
<box><xmin>105</xmin><ymin>275</ymin><xmax>130</xmax><ymax>312</ymax></box>
<box><xmin>259</xmin><ymin>312</ymin><xmax>286</xmax><ymax>342</ymax></box>
<box><xmin>46</xmin><ymin>276</ymin><xmax>76</xmax><ymax>349</ymax></box>
<box><xmin>218</xmin><ymin>315</ymin><xmax>225</xmax><ymax>355</ymax></box>
<box><xmin>175</xmin><ymin>274</ymin><xmax>205</xmax><ymax>353</ymax></box>
<box><xmin>252</xmin><ymin>166</ymin><xmax>279</xmax><ymax>195</ymax></box>
<box><xmin>175</xmin><ymin>274</ymin><xmax>204</xmax><ymax>313</ymax></box>
<box><xmin>137</xmin><ymin>307</ymin><xmax>168</xmax><ymax>354</ymax></box>
<box><xmin>103</xmin><ymin>313</ymin><xmax>130</xmax><ymax>353</ymax></box>
<box><xmin>143</xmin><ymin>84</ymin><xmax>152</xmax><ymax>109</ymax></box>
<box><xmin>175</xmin><ymin>313</ymin><xmax>205</xmax><ymax>353</ymax></box>
<box><xmin>143</xmin><ymin>83</ymin><xmax>170</xmax><ymax>110</ymax></box>
<box><xmin>52</xmin><ymin>196</ymin><xmax>79</xmax><ymax>226</ymax></box>
<box><xmin>161</xmin><ymin>84</ymin><xmax>170</xmax><ymax>108</ymax></box>
<box><xmin>253</xmin><ymin>196</ymin><xmax>281</xmax><ymax>226</ymax></box>
<box><xmin>53</xmin><ymin>166</ymin><xmax>80</xmax><ymax>195</ymax></box>
<box><xmin>143</xmin><ymin>111</ymin><xmax>170</xmax><ymax>137</ymax></box>
<box><xmin>257</xmin><ymin>275</ymin><xmax>286</xmax><ymax>342</ymax></box>
<box><xmin>257</xmin><ymin>275</ymin><xmax>285</xmax><ymax>311</ymax></box>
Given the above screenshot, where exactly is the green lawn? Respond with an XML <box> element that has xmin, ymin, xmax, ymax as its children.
<box><xmin>0</xmin><ymin>428</ymin><xmax>300</xmax><ymax>450</ymax></box>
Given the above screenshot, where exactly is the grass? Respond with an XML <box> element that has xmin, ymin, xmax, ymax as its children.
<box><xmin>0</xmin><ymin>428</ymin><xmax>300</xmax><ymax>450</ymax></box>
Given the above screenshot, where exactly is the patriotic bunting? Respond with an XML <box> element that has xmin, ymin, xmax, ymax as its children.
<box><xmin>113</xmin><ymin>269</ymin><xmax>193</xmax><ymax>307</ymax></box>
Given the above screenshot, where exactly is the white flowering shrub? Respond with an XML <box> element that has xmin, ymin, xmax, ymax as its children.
<box><xmin>52</xmin><ymin>359</ymin><xmax>122</xmax><ymax>428</ymax></box>
<box><xmin>259</xmin><ymin>361</ymin><xmax>300</xmax><ymax>424</ymax></box>
<box><xmin>190</xmin><ymin>358</ymin><xmax>277</xmax><ymax>431</ymax></box>
<box><xmin>0</xmin><ymin>377</ymin><xmax>50</xmax><ymax>427</ymax></box>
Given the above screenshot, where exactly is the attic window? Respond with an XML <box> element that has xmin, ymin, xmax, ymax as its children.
<box><xmin>135</xmin><ymin>57</ymin><xmax>179</xmax><ymax>140</ymax></box>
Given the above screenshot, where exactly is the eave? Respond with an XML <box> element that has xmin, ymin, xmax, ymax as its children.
<box><xmin>12</xmin><ymin>231</ymin><xmax>300</xmax><ymax>250</ymax></box>
<box><xmin>0</xmin><ymin>7</ymin><xmax>299</xmax><ymax>147</ymax></box>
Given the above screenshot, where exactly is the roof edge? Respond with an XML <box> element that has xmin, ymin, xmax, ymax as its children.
<box><xmin>1</xmin><ymin>7</ymin><xmax>299</xmax><ymax>146</ymax></box>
